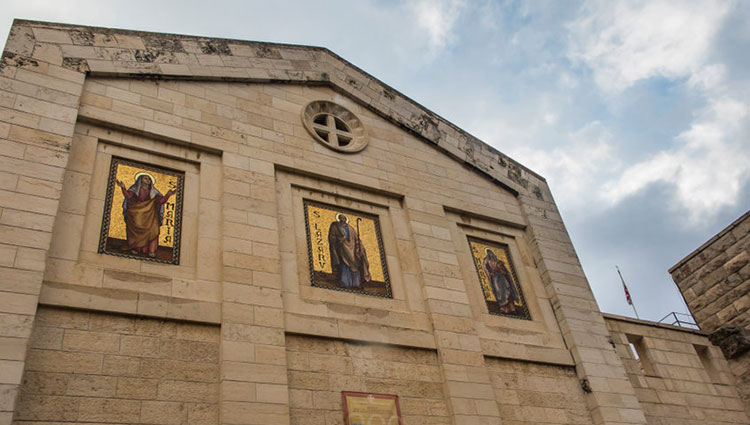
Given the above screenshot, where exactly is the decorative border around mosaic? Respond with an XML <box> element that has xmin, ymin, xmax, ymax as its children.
<box><xmin>98</xmin><ymin>157</ymin><xmax>185</xmax><ymax>265</ymax></box>
<box><xmin>303</xmin><ymin>200</ymin><xmax>392</xmax><ymax>298</ymax></box>
<box><xmin>467</xmin><ymin>236</ymin><xmax>531</xmax><ymax>320</ymax></box>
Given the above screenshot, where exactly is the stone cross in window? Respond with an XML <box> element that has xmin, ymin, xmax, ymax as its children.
<box><xmin>312</xmin><ymin>113</ymin><xmax>353</xmax><ymax>148</ymax></box>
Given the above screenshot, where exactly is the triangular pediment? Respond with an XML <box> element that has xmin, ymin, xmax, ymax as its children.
<box><xmin>3</xmin><ymin>19</ymin><xmax>548</xmax><ymax>200</ymax></box>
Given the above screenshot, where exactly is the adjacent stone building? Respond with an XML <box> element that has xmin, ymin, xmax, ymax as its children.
<box><xmin>670</xmin><ymin>211</ymin><xmax>750</xmax><ymax>418</ymax></box>
<box><xmin>0</xmin><ymin>20</ymin><xmax>747</xmax><ymax>425</ymax></box>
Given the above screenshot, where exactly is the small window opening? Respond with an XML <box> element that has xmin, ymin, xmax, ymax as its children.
<box><xmin>694</xmin><ymin>344</ymin><xmax>721</xmax><ymax>383</ymax></box>
<box><xmin>315</xmin><ymin>129</ymin><xmax>329</xmax><ymax>142</ymax></box>
<box><xmin>626</xmin><ymin>334</ymin><xmax>656</xmax><ymax>376</ymax></box>
<box><xmin>628</xmin><ymin>342</ymin><xmax>640</xmax><ymax>360</ymax></box>
<box><xmin>334</xmin><ymin>117</ymin><xmax>350</xmax><ymax>132</ymax></box>
<box><xmin>313</xmin><ymin>114</ymin><xmax>328</xmax><ymax>126</ymax></box>
<box><xmin>302</xmin><ymin>101</ymin><xmax>367</xmax><ymax>153</ymax></box>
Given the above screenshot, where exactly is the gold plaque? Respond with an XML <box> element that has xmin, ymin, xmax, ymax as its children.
<box><xmin>342</xmin><ymin>392</ymin><xmax>402</xmax><ymax>425</ymax></box>
<box><xmin>304</xmin><ymin>201</ymin><xmax>391</xmax><ymax>298</ymax></box>
<box><xmin>99</xmin><ymin>158</ymin><xmax>184</xmax><ymax>264</ymax></box>
<box><xmin>468</xmin><ymin>236</ymin><xmax>530</xmax><ymax>320</ymax></box>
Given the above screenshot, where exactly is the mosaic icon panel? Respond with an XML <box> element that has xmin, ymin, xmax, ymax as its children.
<box><xmin>99</xmin><ymin>157</ymin><xmax>185</xmax><ymax>265</ymax></box>
<box><xmin>467</xmin><ymin>236</ymin><xmax>531</xmax><ymax>320</ymax></box>
<box><xmin>304</xmin><ymin>201</ymin><xmax>392</xmax><ymax>298</ymax></box>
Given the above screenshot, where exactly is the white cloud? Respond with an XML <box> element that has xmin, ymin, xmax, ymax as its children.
<box><xmin>568</xmin><ymin>0</ymin><xmax>731</xmax><ymax>93</ymax></box>
<box><xmin>509</xmin><ymin>121</ymin><xmax>620</xmax><ymax>212</ymax></box>
<box><xmin>557</xmin><ymin>72</ymin><xmax>579</xmax><ymax>90</ymax></box>
<box><xmin>477</xmin><ymin>0</ymin><xmax>501</xmax><ymax>31</ymax></box>
<box><xmin>543</xmin><ymin>112</ymin><xmax>558</xmax><ymax>125</ymax></box>
<box><xmin>408</xmin><ymin>0</ymin><xmax>466</xmax><ymax>50</ymax></box>
<box><xmin>565</xmin><ymin>0</ymin><xmax>749</xmax><ymax>225</ymax></box>
<box><xmin>603</xmin><ymin>97</ymin><xmax>750</xmax><ymax>224</ymax></box>
<box><xmin>687</xmin><ymin>63</ymin><xmax>727</xmax><ymax>91</ymax></box>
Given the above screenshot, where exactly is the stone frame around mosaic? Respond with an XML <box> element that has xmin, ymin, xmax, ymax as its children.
<box><xmin>445</xmin><ymin>210</ymin><xmax>573</xmax><ymax>364</ymax></box>
<box><xmin>303</xmin><ymin>199</ymin><xmax>393</xmax><ymax>299</ymax></box>
<box><xmin>98</xmin><ymin>156</ymin><xmax>185</xmax><ymax>265</ymax></box>
<box><xmin>40</xmin><ymin>123</ymin><xmax>221</xmax><ymax>314</ymax></box>
<box><xmin>278</xmin><ymin>170</ymin><xmax>425</xmax><ymax>337</ymax></box>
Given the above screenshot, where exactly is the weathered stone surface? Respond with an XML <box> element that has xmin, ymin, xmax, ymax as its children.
<box><xmin>605</xmin><ymin>314</ymin><xmax>749</xmax><ymax>424</ymax></box>
<box><xmin>670</xmin><ymin>212</ymin><xmax>750</xmax><ymax>417</ymax></box>
<box><xmin>286</xmin><ymin>334</ymin><xmax>449</xmax><ymax>425</ymax></box>
<box><xmin>710</xmin><ymin>326</ymin><xmax>750</xmax><ymax>359</ymax></box>
<box><xmin>15</xmin><ymin>307</ymin><xmax>219</xmax><ymax>424</ymax></box>
<box><xmin>671</xmin><ymin>212</ymin><xmax>750</xmax><ymax>333</ymax></box>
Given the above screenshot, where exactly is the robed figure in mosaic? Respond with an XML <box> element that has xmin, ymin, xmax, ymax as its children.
<box><xmin>484</xmin><ymin>248</ymin><xmax>520</xmax><ymax>314</ymax></box>
<box><xmin>328</xmin><ymin>213</ymin><xmax>371</xmax><ymax>288</ymax></box>
<box><xmin>116</xmin><ymin>173</ymin><xmax>175</xmax><ymax>258</ymax></box>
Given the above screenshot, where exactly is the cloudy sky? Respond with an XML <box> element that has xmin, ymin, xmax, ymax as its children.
<box><xmin>2</xmin><ymin>1</ymin><xmax>748</xmax><ymax>322</ymax></box>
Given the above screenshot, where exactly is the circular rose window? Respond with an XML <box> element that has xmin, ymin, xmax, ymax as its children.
<box><xmin>301</xmin><ymin>101</ymin><xmax>367</xmax><ymax>153</ymax></box>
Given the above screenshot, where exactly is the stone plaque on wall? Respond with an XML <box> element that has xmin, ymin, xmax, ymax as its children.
<box><xmin>99</xmin><ymin>158</ymin><xmax>184</xmax><ymax>264</ymax></box>
<box><xmin>342</xmin><ymin>392</ymin><xmax>402</xmax><ymax>425</ymax></box>
<box><xmin>304</xmin><ymin>200</ymin><xmax>392</xmax><ymax>298</ymax></box>
<box><xmin>468</xmin><ymin>236</ymin><xmax>531</xmax><ymax>320</ymax></box>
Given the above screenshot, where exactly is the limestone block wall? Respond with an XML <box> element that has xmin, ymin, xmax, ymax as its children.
<box><xmin>669</xmin><ymin>210</ymin><xmax>750</xmax><ymax>418</ymax></box>
<box><xmin>604</xmin><ymin>314</ymin><xmax>748</xmax><ymax>425</ymax></box>
<box><xmin>66</xmin><ymin>74</ymin><xmax>584</xmax><ymax>424</ymax></box>
<box><xmin>669</xmin><ymin>211</ymin><xmax>750</xmax><ymax>333</ymax></box>
<box><xmin>486</xmin><ymin>357</ymin><xmax>593</xmax><ymax>424</ymax></box>
<box><xmin>285</xmin><ymin>335</ymin><xmax>450</xmax><ymax>425</ymax></box>
<box><xmin>15</xmin><ymin>306</ymin><xmax>220</xmax><ymax>425</ymax></box>
<box><xmin>723</xmin><ymin>348</ymin><xmax>750</xmax><ymax>420</ymax></box>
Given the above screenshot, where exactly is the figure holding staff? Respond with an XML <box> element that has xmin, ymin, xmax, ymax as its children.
<box><xmin>328</xmin><ymin>213</ymin><xmax>371</xmax><ymax>288</ymax></box>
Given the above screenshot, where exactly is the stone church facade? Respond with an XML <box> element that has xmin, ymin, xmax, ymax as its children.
<box><xmin>0</xmin><ymin>20</ymin><xmax>746</xmax><ymax>425</ymax></box>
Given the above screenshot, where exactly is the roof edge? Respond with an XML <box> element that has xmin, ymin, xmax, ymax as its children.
<box><xmin>7</xmin><ymin>19</ymin><xmax>548</xmax><ymax>189</ymax></box>
<box><xmin>601</xmin><ymin>312</ymin><xmax>706</xmax><ymax>336</ymax></box>
<box><xmin>669</xmin><ymin>210</ymin><xmax>750</xmax><ymax>273</ymax></box>
<box><xmin>12</xmin><ymin>18</ymin><xmax>329</xmax><ymax>52</ymax></box>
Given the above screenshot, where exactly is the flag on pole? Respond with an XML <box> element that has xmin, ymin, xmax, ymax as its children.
<box><xmin>616</xmin><ymin>265</ymin><xmax>639</xmax><ymax>318</ymax></box>
<box><xmin>623</xmin><ymin>281</ymin><xmax>633</xmax><ymax>305</ymax></box>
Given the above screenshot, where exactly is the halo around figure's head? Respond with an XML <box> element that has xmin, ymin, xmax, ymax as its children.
<box><xmin>134</xmin><ymin>172</ymin><xmax>156</xmax><ymax>186</ymax></box>
<box><xmin>335</xmin><ymin>213</ymin><xmax>348</xmax><ymax>223</ymax></box>
<box><xmin>485</xmin><ymin>247</ymin><xmax>496</xmax><ymax>258</ymax></box>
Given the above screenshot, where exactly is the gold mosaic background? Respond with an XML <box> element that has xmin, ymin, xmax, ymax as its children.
<box><xmin>468</xmin><ymin>239</ymin><xmax>517</xmax><ymax>303</ymax></box>
<box><xmin>305</xmin><ymin>204</ymin><xmax>385</xmax><ymax>282</ymax></box>
<box><xmin>107</xmin><ymin>163</ymin><xmax>179</xmax><ymax>248</ymax></box>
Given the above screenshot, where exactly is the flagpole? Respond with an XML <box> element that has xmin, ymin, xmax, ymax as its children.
<box><xmin>616</xmin><ymin>265</ymin><xmax>640</xmax><ymax>319</ymax></box>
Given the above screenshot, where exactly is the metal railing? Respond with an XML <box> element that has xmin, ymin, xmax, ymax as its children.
<box><xmin>658</xmin><ymin>312</ymin><xmax>699</xmax><ymax>329</ymax></box>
